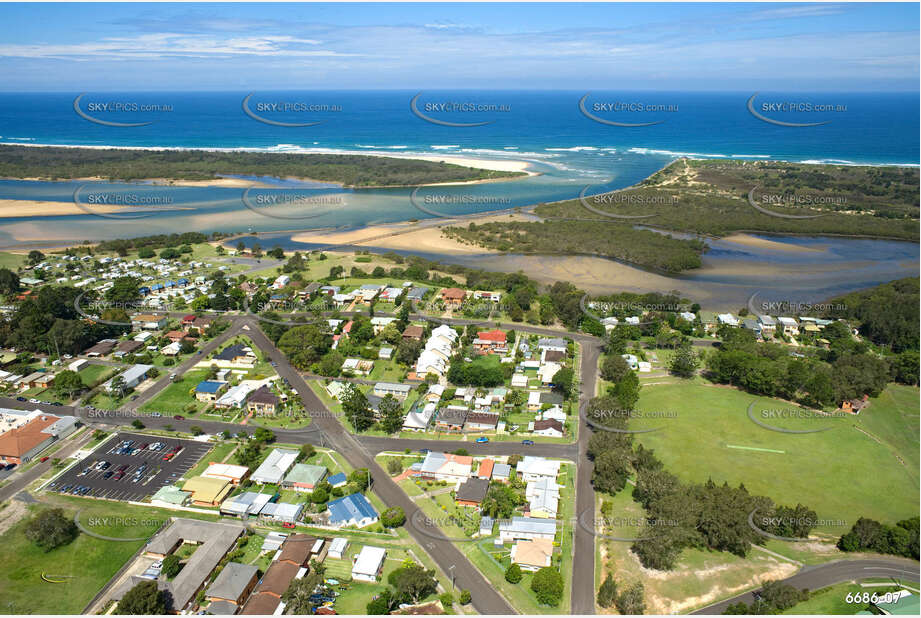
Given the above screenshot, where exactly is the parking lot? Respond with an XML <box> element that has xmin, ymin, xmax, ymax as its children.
<box><xmin>46</xmin><ymin>432</ymin><xmax>212</xmax><ymax>502</ymax></box>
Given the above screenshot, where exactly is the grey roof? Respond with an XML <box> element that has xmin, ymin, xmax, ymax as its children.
<box><xmin>205</xmin><ymin>600</ymin><xmax>240</xmax><ymax>615</ymax></box>
<box><xmin>492</xmin><ymin>463</ymin><xmax>512</xmax><ymax>478</ymax></box>
<box><xmin>539</xmin><ymin>391</ymin><xmax>564</xmax><ymax>406</ymax></box>
<box><xmin>206</xmin><ymin>562</ymin><xmax>258</xmax><ymax>601</ymax></box>
<box><xmin>537</xmin><ymin>338</ymin><xmax>567</xmax><ymax>349</ymax></box>
<box><xmin>499</xmin><ymin>516</ymin><xmax>557</xmax><ymax>536</ymax></box>
<box><xmin>455</xmin><ymin>477</ymin><xmax>490</xmax><ymax>503</ymax></box>
<box><xmin>436</xmin><ymin>407</ymin><xmax>468</xmax><ymax>425</ymax></box>
<box><xmin>145</xmin><ymin>518</ymin><xmax>246</xmax><ymax>611</ymax></box>
<box><xmin>119</xmin><ymin>363</ymin><xmax>153</xmax><ymax>385</ymax></box>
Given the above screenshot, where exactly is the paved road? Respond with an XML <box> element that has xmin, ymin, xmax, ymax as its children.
<box><xmin>693</xmin><ymin>558</ymin><xmax>921</xmax><ymax>614</ymax></box>
<box><xmin>0</xmin><ymin>428</ymin><xmax>94</xmax><ymax>503</ymax></box>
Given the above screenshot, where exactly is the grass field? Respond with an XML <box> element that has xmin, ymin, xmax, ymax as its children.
<box><xmin>79</xmin><ymin>364</ymin><xmax>116</xmax><ymax>388</ymax></box>
<box><xmin>0</xmin><ymin>497</ymin><xmax>218</xmax><ymax>614</ymax></box>
<box><xmin>631</xmin><ymin>381</ymin><xmax>920</xmax><ymax>532</ymax></box>
<box><xmin>138</xmin><ymin>368</ymin><xmax>211</xmax><ymax>416</ymax></box>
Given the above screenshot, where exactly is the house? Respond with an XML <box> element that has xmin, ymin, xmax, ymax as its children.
<box><xmin>530</xmin><ymin>418</ymin><xmax>564</xmax><ymax>438</ymax></box>
<box><xmin>161</xmin><ymin>341</ymin><xmax>182</xmax><ymax>356</ymax></box>
<box><xmin>370</xmin><ymin>316</ymin><xmax>397</xmax><ymax>334</ymax></box>
<box><xmin>527</xmin><ymin>390</ymin><xmax>543</xmax><ymax>411</ymax></box>
<box><xmin>537</xmin><ymin>338</ymin><xmax>567</xmax><ymax>351</ymax></box>
<box><xmin>472</xmin><ymin>329</ymin><xmax>508</xmax><ymax>355</ymax></box>
<box><xmin>757</xmin><ymin>314</ymin><xmax>776</xmax><ymax>337</ymax></box>
<box><xmin>21</xmin><ymin>371</ymin><xmax>54</xmax><ymax>389</ymax></box>
<box><xmin>283</xmin><ymin>463</ymin><xmax>328</xmax><ymax>492</ymax></box>
<box><xmin>165</xmin><ymin>329</ymin><xmax>191</xmax><ymax>343</ymax></box>
<box><xmin>699</xmin><ymin>311</ymin><xmax>719</xmax><ymax>334</ymax></box>
<box><xmin>115</xmin><ymin>339</ymin><xmax>144</xmax><ymax>356</ymax></box>
<box><xmin>492</xmin><ymin>463</ymin><xmax>512</xmax><ymax>482</ymax></box>
<box><xmin>67</xmin><ymin>358</ymin><xmax>88</xmax><ymax>372</ymax></box>
<box><xmin>511</xmin><ymin>373</ymin><xmax>528</xmax><ymax>388</ymax></box>
<box><xmin>424</xmin><ymin>384</ymin><xmax>445</xmax><ymax>403</ymax></box>
<box><xmin>403</xmin><ymin>403</ymin><xmax>435</xmax><ymax>432</ymax></box>
<box><xmin>679</xmin><ymin>311</ymin><xmax>697</xmax><ymax>322</ymax></box>
<box><xmin>272</xmin><ymin>275</ymin><xmax>290</xmax><ymax>289</ymax></box>
<box><xmin>405</xmin><ymin>286</ymin><xmax>429</xmax><ymax>301</ymax></box>
<box><xmin>251</xmin><ymin>448</ymin><xmax>299</xmax><ymax>484</ymax></box>
<box><xmin>206</xmin><ymin>562</ymin><xmax>260</xmax><ymax>608</ymax></box>
<box><xmin>131</xmin><ymin>313</ymin><xmax>167</xmax><ymax>330</ymax></box>
<box><xmin>499</xmin><ymin>516</ymin><xmax>558</xmax><ymax>542</ymax></box>
<box><xmin>277</xmin><ymin>533</ymin><xmax>319</xmax><ymax>567</ymax></box>
<box><xmin>372</xmin><ymin>382</ymin><xmax>412</xmax><ymax>401</ymax></box>
<box><xmin>541</xmin><ymin>348</ymin><xmax>566</xmax><ymax>363</ymax></box>
<box><xmin>741</xmin><ymin>318</ymin><xmax>763</xmax><ymax>337</ymax></box>
<box><xmin>341</xmin><ymin>358</ymin><xmax>373</xmax><ymax>376</ymax></box>
<box><xmin>327</xmin><ymin>472</ymin><xmax>348</xmax><ymax>488</ymax></box>
<box><xmin>202</xmin><ymin>463</ymin><xmax>249</xmax><ymax>485</ymax></box>
<box><xmin>537</xmin><ymin>406</ymin><xmax>566</xmax><ymax>424</ymax></box>
<box><xmin>220</xmin><ymin>491</ymin><xmax>273</xmax><ymax>518</ymax></box>
<box><xmin>84</xmin><ymin>339</ymin><xmax>118</xmax><ymax>357</ymax></box>
<box><xmin>455</xmin><ymin>477</ymin><xmax>490</xmax><ymax>508</ymax></box>
<box><xmin>214</xmin><ymin>344</ymin><xmax>257</xmax><ymax>365</ymax></box>
<box><xmin>517</xmin><ymin>456</ymin><xmax>561</xmax><ymax>482</ymax></box>
<box><xmin>840</xmin><ymin>394</ymin><xmax>870</xmax><ymax>414</ymax></box>
<box><xmin>195</xmin><ymin>380</ymin><xmax>227</xmax><ymax>402</ymax></box>
<box><xmin>464</xmin><ymin>412</ymin><xmax>500</xmax><ymax>432</ymax></box>
<box><xmin>717</xmin><ymin>313</ymin><xmax>739</xmax><ymax>327</ymax></box>
<box><xmin>418</xmin><ymin>451</ymin><xmax>473</xmax><ymax>481</ymax></box>
<box><xmin>402</xmin><ymin>325</ymin><xmax>425</xmax><ymax>341</ymax></box>
<box><xmin>104</xmin><ymin>364</ymin><xmax>153</xmax><ymax>392</ymax></box>
<box><xmin>327</xmin><ymin>493</ymin><xmax>379</xmax><ymax>528</ymax></box>
<box><xmin>328</xmin><ymin>537</ymin><xmax>349</xmax><ymax>559</ymax></box>
<box><xmin>477</xmin><ymin>459</ymin><xmax>494</xmax><ymax>480</ymax></box>
<box><xmin>510</xmin><ymin>538</ymin><xmax>554</xmax><ymax>571</ymax></box>
<box><xmin>182</xmin><ymin>476</ymin><xmax>233</xmax><ymax>506</ymax></box>
<box><xmin>440</xmin><ymin>287</ymin><xmax>466</xmax><ymax>308</ymax></box>
<box><xmin>260</xmin><ymin>502</ymin><xmax>304</xmax><ymax>525</ymax></box>
<box><xmin>777</xmin><ymin>316</ymin><xmax>800</xmax><ymax>336</ymax></box>
<box><xmin>378</xmin><ymin>346</ymin><xmax>393</xmax><ymax>360</ymax></box>
<box><xmin>351</xmin><ymin>546</ymin><xmax>386</xmax><ymax>582</ymax></box>
<box><xmin>434</xmin><ymin>406</ymin><xmax>468</xmax><ymax>432</ymax></box>
<box><xmin>326</xmin><ymin>381</ymin><xmax>347</xmax><ymax>400</ymax></box>
<box><xmin>354</xmin><ymin>284</ymin><xmax>384</xmax><ymax>303</ymax></box>
<box><xmin>537</xmin><ymin>362</ymin><xmax>562</xmax><ymax>385</ymax></box>
<box><xmin>214</xmin><ymin>383</ymin><xmax>258</xmax><ymax>409</ymax></box>
<box><xmin>246</xmin><ymin>386</ymin><xmax>280</xmax><ymax>415</ymax></box>
<box><xmin>526</xmin><ymin>477</ymin><xmax>561</xmax><ymax>518</ymax></box>
<box><xmin>540</xmin><ymin>391</ymin><xmax>565</xmax><ymax>407</ymax></box>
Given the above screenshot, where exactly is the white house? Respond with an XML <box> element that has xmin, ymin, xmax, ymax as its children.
<box><xmin>517</xmin><ymin>456</ymin><xmax>561</xmax><ymax>482</ymax></box>
<box><xmin>351</xmin><ymin>546</ymin><xmax>386</xmax><ymax>582</ymax></box>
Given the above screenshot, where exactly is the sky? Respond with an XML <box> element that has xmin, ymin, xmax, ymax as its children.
<box><xmin>0</xmin><ymin>2</ymin><xmax>917</xmax><ymax>91</ymax></box>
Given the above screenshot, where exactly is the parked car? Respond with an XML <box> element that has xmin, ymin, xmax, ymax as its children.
<box><xmin>475</xmin><ymin>437</ymin><xmax>489</xmax><ymax>443</ymax></box>
<box><xmin>521</xmin><ymin>440</ymin><xmax>535</xmax><ymax>446</ymax></box>
<box><xmin>40</xmin><ymin>456</ymin><xmax>50</xmax><ymax>462</ymax></box>
<box><xmin>15</xmin><ymin>396</ymin><xmax>26</xmax><ymax>402</ymax></box>
<box><xmin>173</xmin><ymin>415</ymin><xmax>185</xmax><ymax>420</ymax></box>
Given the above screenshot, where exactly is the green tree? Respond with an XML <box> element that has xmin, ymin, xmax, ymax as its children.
<box><xmin>53</xmin><ymin>369</ymin><xmax>85</xmax><ymax>398</ymax></box>
<box><xmin>388</xmin><ymin>563</ymin><xmax>439</xmax><ymax>605</ymax></box>
<box><xmin>597</xmin><ymin>573</ymin><xmax>618</xmax><ymax>608</ymax></box>
<box><xmin>116</xmin><ymin>580</ymin><xmax>167</xmax><ymax>614</ymax></box>
<box><xmin>505</xmin><ymin>563</ymin><xmax>523</xmax><ymax>584</ymax></box>
<box><xmin>530</xmin><ymin>567</ymin><xmax>564</xmax><ymax>606</ymax></box>
<box><xmin>161</xmin><ymin>554</ymin><xmax>181</xmax><ymax>578</ymax></box>
<box><xmin>0</xmin><ymin>268</ymin><xmax>21</xmax><ymax>294</ymax></box>
<box><xmin>27</xmin><ymin>250</ymin><xmax>45</xmax><ymax>265</ymax></box>
<box><xmin>24</xmin><ymin>507</ymin><xmax>78</xmax><ymax>552</ymax></box>
<box><xmin>381</xmin><ymin>507</ymin><xmax>406</xmax><ymax>528</ymax></box>
<box><xmin>366</xmin><ymin>589</ymin><xmax>394</xmax><ymax>614</ymax></box>
<box><xmin>615</xmin><ymin>581</ymin><xmax>646</xmax><ymax>615</ymax></box>
<box><xmin>342</xmin><ymin>384</ymin><xmax>374</xmax><ymax>432</ymax></box>
<box><xmin>669</xmin><ymin>341</ymin><xmax>699</xmax><ymax>378</ymax></box>
<box><xmin>459</xmin><ymin>589</ymin><xmax>471</xmax><ymax>605</ymax></box>
<box><xmin>551</xmin><ymin>367</ymin><xmax>574</xmax><ymax>398</ymax></box>
<box><xmin>282</xmin><ymin>560</ymin><xmax>326</xmax><ymax>614</ymax></box>
<box><xmin>277</xmin><ymin>324</ymin><xmax>330</xmax><ymax>369</ymax></box>
<box><xmin>378</xmin><ymin>394</ymin><xmax>404</xmax><ymax>434</ymax></box>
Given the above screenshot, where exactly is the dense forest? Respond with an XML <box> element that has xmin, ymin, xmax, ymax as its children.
<box><xmin>0</xmin><ymin>145</ymin><xmax>523</xmax><ymax>187</ymax></box>
<box><xmin>822</xmin><ymin>277</ymin><xmax>919</xmax><ymax>353</ymax></box>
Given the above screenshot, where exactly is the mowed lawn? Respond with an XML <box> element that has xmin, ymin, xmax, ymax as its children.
<box><xmin>138</xmin><ymin>368</ymin><xmax>211</xmax><ymax>416</ymax></box>
<box><xmin>631</xmin><ymin>382</ymin><xmax>920</xmax><ymax>531</ymax></box>
<box><xmin>0</xmin><ymin>502</ymin><xmax>161</xmax><ymax>614</ymax></box>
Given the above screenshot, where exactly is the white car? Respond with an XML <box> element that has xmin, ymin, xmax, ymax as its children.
<box><xmin>28</xmin><ymin>398</ymin><xmax>40</xmax><ymax>404</ymax></box>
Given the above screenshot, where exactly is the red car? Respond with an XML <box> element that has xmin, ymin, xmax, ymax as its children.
<box><xmin>39</xmin><ymin>456</ymin><xmax>49</xmax><ymax>462</ymax></box>
<box><xmin>282</xmin><ymin>522</ymin><xmax>296</xmax><ymax>529</ymax></box>
<box><xmin>173</xmin><ymin>415</ymin><xmax>185</xmax><ymax>420</ymax></box>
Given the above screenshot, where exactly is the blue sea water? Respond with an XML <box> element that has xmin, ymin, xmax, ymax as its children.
<box><xmin>0</xmin><ymin>90</ymin><xmax>916</xmax><ymax>307</ymax></box>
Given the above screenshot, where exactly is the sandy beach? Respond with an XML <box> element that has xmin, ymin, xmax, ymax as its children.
<box><xmin>290</xmin><ymin>212</ymin><xmax>528</xmax><ymax>255</ymax></box>
<box><xmin>721</xmin><ymin>233</ymin><xmax>826</xmax><ymax>253</ymax></box>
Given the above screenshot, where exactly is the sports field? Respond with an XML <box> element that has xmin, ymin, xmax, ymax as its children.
<box><xmin>631</xmin><ymin>382</ymin><xmax>919</xmax><ymax>532</ymax></box>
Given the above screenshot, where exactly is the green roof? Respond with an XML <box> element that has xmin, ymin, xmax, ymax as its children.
<box><xmin>151</xmin><ymin>485</ymin><xmax>190</xmax><ymax>505</ymax></box>
<box><xmin>283</xmin><ymin>463</ymin><xmax>327</xmax><ymax>486</ymax></box>
<box><xmin>875</xmin><ymin>592</ymin><xmax>920</xmax><ymax>615</ymax></box>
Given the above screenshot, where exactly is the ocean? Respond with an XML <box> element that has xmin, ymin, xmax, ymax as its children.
<box><xmin>0</xmin><ymin>90</ymin><xmax>917</xmax><ymax>307</ymax></box>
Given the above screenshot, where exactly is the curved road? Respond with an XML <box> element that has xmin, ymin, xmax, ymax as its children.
<box><xmin>692</xmin><ymin>558</ymin><xmax>921</xmax><ymax>614</ymax></box>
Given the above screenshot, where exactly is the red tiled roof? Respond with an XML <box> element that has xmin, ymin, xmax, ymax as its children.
<box><xmin>477</xmin><ymin>329</ymin><xmax>506</xmax><ymax>342</ymax></box>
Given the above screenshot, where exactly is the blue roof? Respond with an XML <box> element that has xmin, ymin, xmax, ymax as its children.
<box><xmin>177</xmin><ymin>278</ymin><xmax>189</xmax><ymax>284</ymax></box>
<box><xmin>327</xmin><ymin>493</ymin><xmax>377</xmax><ymax>524</ymax></box>
<box><xmin>139</xmin><ymin>286</ymin><xmax>151</xmax><ymax>295</ymax></box>
<box><xmin>195</xmin><ymin>380</ymin><xmax>224</xmax><ymax>393</ymax></box>
<box><xmin>327</xmin><ymin>472</ymin><xmax>347</xmax><ymax>486</ymax></box>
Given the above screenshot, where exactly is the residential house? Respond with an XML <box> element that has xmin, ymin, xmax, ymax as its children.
<box><xmin>455</xmin><ymin>477</ymin><xmax>490</xmax><ymax>508</ymax></box>
<box><xmin>440</xmin><ymin>287</ymin><xmax>466</xmax><ymax>308</ymax></box>
<box><xmin>517</xmin><ymin>456</ymin><xmax>561</xmax><ymax>482</ymax></box>
<box><xmin>205</xmin><ymin>562</ymin><xmax>260</xmax><ymax>608</ymax></box>
<box><xmin>492</xmin><ymin>463</ymin><xmax>512</xmax><ymax>483</ymax></box>
<box><xmin>526</xmin><ymin>476</ymin><xmax>562</xmax><ymax>518</ymax></box>
<box><xmin>402</xmin><ymin>325</ymin><xmax>425</xmax><ymax>341</ymax></box>
<box><xmin>283</xmin><ymin>463</ymin><xmax>328</xmax><ymax>492</ymax></box>
<box><xmin>537</xmin><ymin>362</ymin><xmax>562</xmax><ymax>385</ymax></box>
<box><xmin>717</xmin><ymin>313</ymin><xmax>739</xmax><ymax>327</ymax></box>
<box><xmin>403</xmin><ymin>403</ymin><xmax>435</xmax><ymax>432</ymax></box>
<box><xmin>530</xmin><ymin>418</ymin><xmax>564</xmax><ymax>438</ymax></box>
<box><xmin>214</xmin><ymin>383</ymin><xmax>258</xmax><ymax>409</ymax></box>
<box><xmin>202</xmin><ymin>463</ymin><xmax>249</xmax><ymax>485</ymax></box>
<box><xmin>418</xmin><ymin>451</ymin><xmax>473</xmax><ymax>482</ymax></box>
<box><xmin>464</xmin><ymin>412</ymin><xmax>500</xmax><ymax>432</ymax></box>
<box><xmin>251</xmin><ymin>448</ymin><xmax>299</xmax><ymax>485</ymax></box>
<box><xmin>341</xmin><ymin>358</ymin><xmax>373</xmax><ymax>376</ymax></box>
<box><xmin>131</xmin><ymin>313</ymin><xmax>167</xmax><ymax>330</ymax></box>
<box><xmin>327</xmin><ymin>493</ymin><xmax>379</xmax><ymax>528</ymax></box>
<box><xmin>195</xmin><ymin>380</ymin><xmax>227</xmax><ymax>402</ymax></box>
<box><xmin>510</xmin><ymin>538</ymin><xmax>554</xmax><ymax>571</ymax></box>
<box><xmin>777</xmin><ymin>316</ymin><xmax>800</xmax><ymax>336</ymax></box>
<box><xmin>372</xmin><ymin>382</ymin><xmax>412</xmax><ymax>401</ymax></box>
<box><xmin>434</xmin><ymin>406</ymin><xmax>468</xmax><ymax>432</ymax></box>
<box><xmin>84</xmin><ymin>339</ymin><xmax>117</xmax><ymax>357</ymax></box>
<box><xmin>351</xmin><ymin>546</ymin><xmax>386</xmax><ymax>582</ymax></box>
<box><xmin>105</xmin><ymin>364</ymin><xmax>152</xmax><ymax>393</ymax></box>
<box><xmin>472</xmin><ymin>329</ymin><xmax>508</xmax><ymax>355</ymax></box>
<box><xmin>757</xmin><ymin>314</ymin><xmax>777</xmax><ymax>337</ymax></box>
<box><xmin>499</xmin><ymin>516</ymin><xmax>558</xmax><ymax>542</ymax></box>
<box><xmin>182</xmin><ymin>476</ymin><xmax>233</xmax><ymax>506</ymax></box>
<box><xmin>246</xmin><ymin>386</ymin><xmax>279</xmax><ymax>415</ymax></box>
